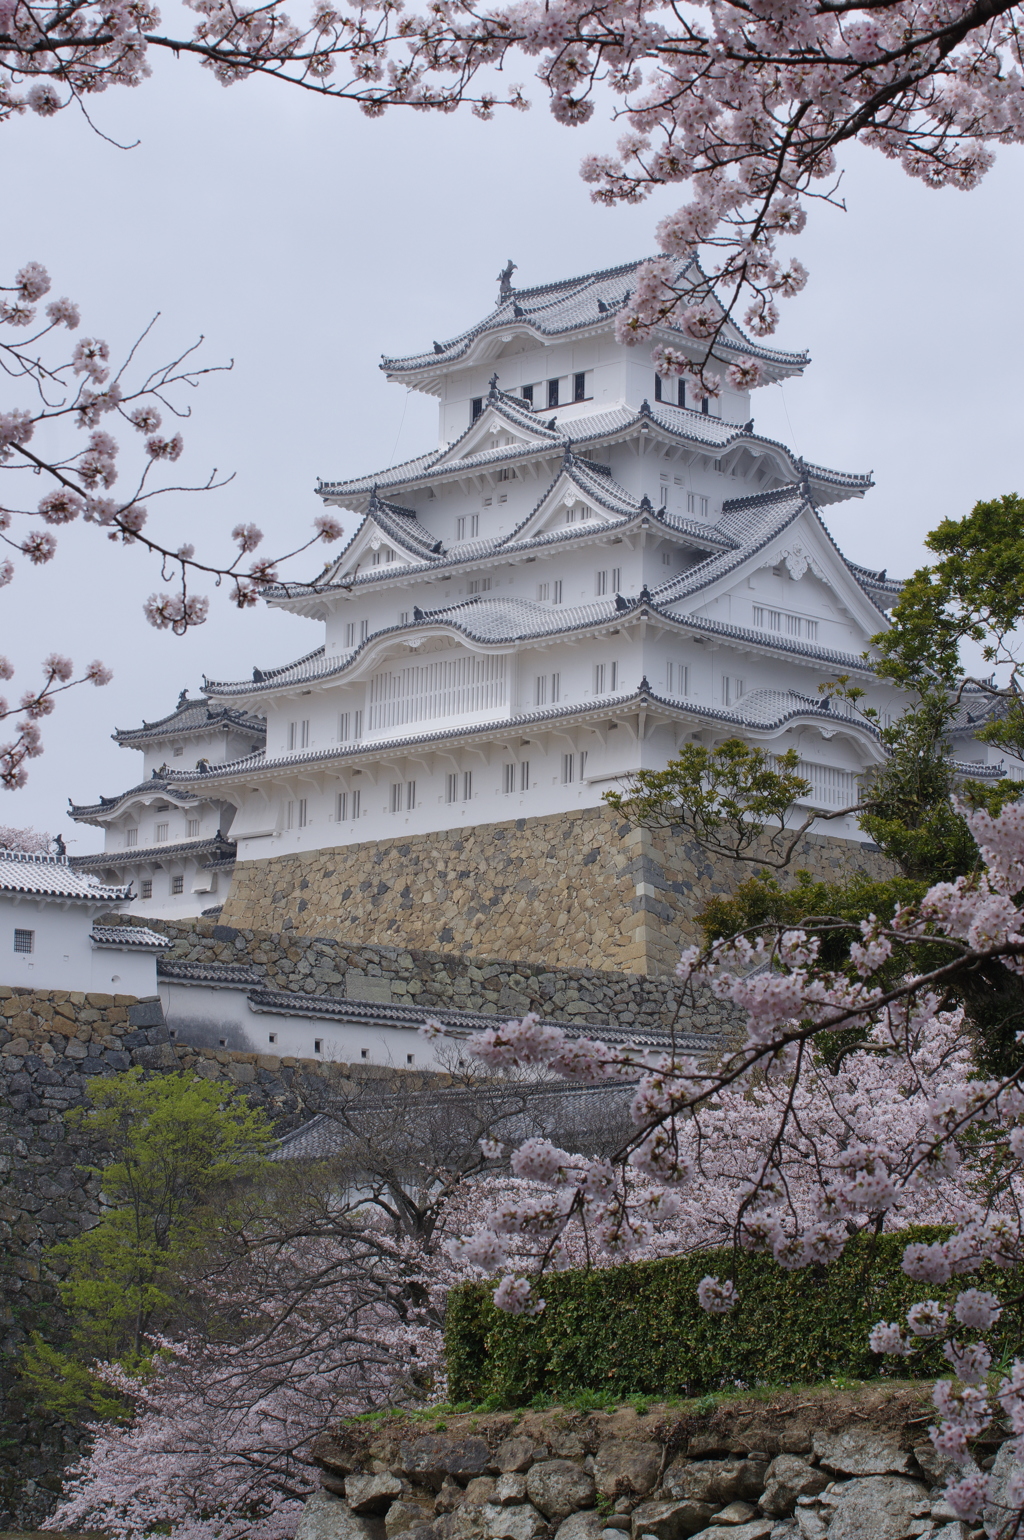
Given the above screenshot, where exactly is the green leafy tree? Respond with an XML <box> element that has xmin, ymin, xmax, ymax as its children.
<box><xmin>20</xmin><ymin>1068</ymin><xmax>273</xmax><ymax>1421</ymax></box>
<box><xmin>604</xmin><ymin>740</ymin><xmax>827</xmax><ymax>868</ymax></box>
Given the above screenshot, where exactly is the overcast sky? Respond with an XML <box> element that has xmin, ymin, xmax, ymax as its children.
<box><xmin>4</xmin><ymin>28</ymin><xmax>1023</xmax><ymax>853</ymax></box>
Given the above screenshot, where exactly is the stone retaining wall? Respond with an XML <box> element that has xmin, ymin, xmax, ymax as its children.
<box><xmin>305</xmin><ymin>1393</ymin><xmax>990</xmax><ymax>1540</ymax></box>
<box><xmin>114</xmin><ymin>914</ymin><xmax>739</xmax><ymax>1036</ymax></box>
<box><xmin>0</xmin><ymin>985</ymin><xmax>424</xmax><ymax>1529</ymax></box>
<box><xmin>216</xmin><ymin>808</ymin><xmax>891</xmax><ymax>976</ymax></box>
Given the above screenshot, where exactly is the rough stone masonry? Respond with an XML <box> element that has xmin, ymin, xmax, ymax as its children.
<box><xmin>303</xmin><ymin>1394</ymin><xmax>1012</xmax><ymax>1540</ymax></box>
<box><xmin>218</xmin><ymin>808</ymin><xmax>892</xmax><ymax>976</ymax></box>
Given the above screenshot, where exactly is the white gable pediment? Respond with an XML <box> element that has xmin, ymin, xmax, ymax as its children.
<box><xmin>437</xmin><ymin>401</ymin><xmax>557</xmax><ymax>467</ymax></box>
<box><xmin>512</xmin><ymin>470</ymin><xmax>629</xmax><ymax>545</ymax></box>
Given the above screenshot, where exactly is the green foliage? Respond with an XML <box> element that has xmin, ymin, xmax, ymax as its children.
<box><xmin>699</xmin><ymin>871</ymin><xmax>928</xmax><ymax>963</ymax></box>
<box><xmin>875</xmin><ymin>493</ymin><xmax>1024</xmax><ymax>689</ymax></box>
<box><xmin>445</xmin><ymin>1231</ymin><xmax>1024</xmax><ymax>1404</ymax></box>
<box><xmin>604</xmin><ymin>740</ymin><xmax>812</xmax><ymax>867</ymax></box>
<box><xmin>20</xmin><ymin>1068</ymin><xmax>273</xmax><ymax>1421</ymax></box>
<box><xmin>855</xmin><ymin>688</ymin><xmax>978</xmax><ymax>883</ymax></box>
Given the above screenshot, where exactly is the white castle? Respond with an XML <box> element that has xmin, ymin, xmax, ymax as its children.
<box><xmin>68</xmin><ymin>256</ymin><xmax>1005</xmax><ymax>938</ymax></box>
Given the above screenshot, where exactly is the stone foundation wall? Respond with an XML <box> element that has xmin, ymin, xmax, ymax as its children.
<box><xmin>216</xmin><ymin>808</ymin><xmax>892</xmax><ymax>975</ymax></box>
<box><xmin>305</xmin><ymin>1389</ymin><xmax>991</xmax><ymax>1540</ymax></box>
<box><xmin>117</xmin><ymin>916</ymin><xmax>739</xmax><ymax>1036</ymax></box>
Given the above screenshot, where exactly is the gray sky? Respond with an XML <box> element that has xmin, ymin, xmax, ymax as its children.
<box><xmin>4</xmin><ymin>33</ymin><xmax>1023</xmax><ymax>852</ymax></box>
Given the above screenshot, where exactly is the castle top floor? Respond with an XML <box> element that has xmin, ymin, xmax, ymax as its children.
<box><xmin>382</xmin><ymin>256</ymin><xmax>810</xmax><ymax>446</ymax></box>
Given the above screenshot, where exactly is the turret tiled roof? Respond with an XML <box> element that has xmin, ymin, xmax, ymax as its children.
<box><xmin>70</xmin><ymin>835</ymin><xmax>235</xmax><ymax>872</ymax></box>
<box><xmin>0</xmin><ymin>849</ymin><xmax>132</xmax><ymax>903</ymax></box>
<box><xmin>92</xmin><ymin>924</ymin><xmax>171</xmax><ymax>950</ymax></box>
<box><xmin>207</xmin><ymin>486</ymin><xmax>881</xmax><ymax>705</ymax></box>
<box><xmin>172</xmin><ymin>673</ymin><xmax>881</xmax><ymax>794</ymax></box>
<box><xmin>381</xmin><ymin>256</ymin><xmax>808</xmax><ymax>378</ymax></box>
<box><xmin>315</xmin><ymin>391</ymin><xmax>870</xmax><ymax>508</ymax></box>
<box><xmin>68</xmin><ymin>773</ymin><xmax>201</xmax><ymax>823</ymax></box>
<box><xmin>114</xmin><ymin>693</ymin><xmax>265</xmax><ymax>749</ymax></box>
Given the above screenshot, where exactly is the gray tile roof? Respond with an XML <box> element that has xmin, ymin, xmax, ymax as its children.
<box><xmin>247</xmin><ymin>985</ymin><xmax>718</xmax><ymax>1046</ymax></box>
<box><xmin>68</xmin><ymin>772</ymin><xmax>202</xmax><ymax>822</ymax></box>
<box><xmin>275</xmin><ymin>457</ymin><xmax>733</xmax><ymax>609</ymax></box>
<box><xmin>204</xmin><ymin>491</ymin><xmax>881</xmax><ymax>710</ymax></box>
<box><xmin>0</xmin><ymin>849</ymin><xmax>132</xmax><ymax>903</ymax></box>
<box><xmin>382</xmin><ymin>256</ymin><xmax>808</xmax><ymax>376</ymax></box>
<box><xmin>114</xmin><ymin>694</ymin><xmax>265</xmax><ymax>748</ymax></box>
<box><xmin>69</xmin><ymin>836</ymin><xmax>235</xmax><ymax>871</ymax></box>
<box><xmin>174</xmin><ymin>673</ymin><xmax>882</xmax><ymax>791</ymax></box>
<box><xmin>315</xmin><ymin>392</ymin><xmax>869</xmax><ymax>507</ymax></box>
<box><xmin>92</xmin><ymin>924</ymin><xmax>171</xmax><ymax>950</ymax></box>
<box><xmin>158</xmin><ymin>958</ymin><xmax>263</xmax><ymax>986</ymax></box>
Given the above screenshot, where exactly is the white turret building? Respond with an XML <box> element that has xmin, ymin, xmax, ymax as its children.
<box><xmin>139</xmin><ymin>254</ymin><xmax>916</xmax><ymax>973</ymax></box>
<box><xmin>68</xmin><ymin>692</ymin><xmax>265</xmax><ymax>919</ymax></box>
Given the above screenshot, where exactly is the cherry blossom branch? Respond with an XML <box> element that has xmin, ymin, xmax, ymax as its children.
<box><xmin>0</xmin><ymin>650</ymin><xmax>111</xmax><ymax>789</ymax></box>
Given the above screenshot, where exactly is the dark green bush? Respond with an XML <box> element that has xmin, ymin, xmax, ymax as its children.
<box><xmin>445</xmin><ymin>1229</ymin><xmax>1024</xmax><ymax>1404</ymax></box>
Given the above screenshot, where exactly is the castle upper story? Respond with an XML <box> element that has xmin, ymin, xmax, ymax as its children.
<box><xmin>380</xmin><ymin>255</ymin><xmax>809</xmax><ymax>446</ymax></box>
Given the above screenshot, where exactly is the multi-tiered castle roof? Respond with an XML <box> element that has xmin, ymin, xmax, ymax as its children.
<box><xmin>153</xmin><ymin>255</ymin><xmax>905</xmax><ymax>865</ymax></box>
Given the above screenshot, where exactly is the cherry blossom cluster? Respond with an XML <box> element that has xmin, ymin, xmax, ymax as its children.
<box><xmin>430</xmin><ymin>797</ymin><xmax>1024</xmax><ymax>1528</ymax></box>
<box><xmin>0</xmin><ymin>650</ymin><xmax>111</xmax><ymax>789</ymax></box>
<box><xmin>0</xmin><ymin>260</ymin><xmax>349</xmax><ymax>783</ymax></box>
<box><xmin>1</xmin><ymin>0</ymin><xmax>1020</xmax><ymax>395</ymax></box>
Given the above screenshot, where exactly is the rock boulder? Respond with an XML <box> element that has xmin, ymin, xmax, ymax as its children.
<box><xmin>824</xmin><ymin>1475</ymin><xmax>929</xmax><ymax>1540</ymax></box>
<box><xmin>526</xmin><ymin>1461</ymin><xmax>596</xmax><ymax>1522</ymax></box>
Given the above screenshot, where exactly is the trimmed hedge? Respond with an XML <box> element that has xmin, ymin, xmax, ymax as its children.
<box><xmin>445</xmin><ymin>1229</ymin><xmax>1024</xmax><ymax>1404</ymax></box>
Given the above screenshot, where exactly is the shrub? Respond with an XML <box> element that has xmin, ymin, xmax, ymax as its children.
<box><xmin>445</xmin><ymin>1229</ymin><xmax>1024</xmax><ymax>1403</ymax></box>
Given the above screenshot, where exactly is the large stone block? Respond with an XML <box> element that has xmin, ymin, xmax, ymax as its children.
<box><xmin>296</xmin><ymin>1492</ymin><xmax>386</xmax><ymax>1540</ymax></box>
<box><xmin>823</xmin><ymin>1476</ymin><xmax>928</xmax><ymax>1540</ymax></box>
<box><xmin>594</xmin><ymin>1441</ymin><xmax>663</xmax><ymax>1498</ymax></box>
<box><xmin>812</xmin><ymin>1429</ymin><xmax>915</xmax><ymax>1478</ymax></box>
<box><xmin>525</xmin><ymin>1461</ymin><xmax>595</xmax><ymax>1522</ymax></box>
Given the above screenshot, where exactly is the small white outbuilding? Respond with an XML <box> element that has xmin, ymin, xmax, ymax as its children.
<box><xmin>0</xmin><ymin>849</ymin><xmax>169</xmax><ymax>995</ymax></box>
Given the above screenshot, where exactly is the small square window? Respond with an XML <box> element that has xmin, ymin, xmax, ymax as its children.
<box><xmin>314</xmin><ymin>1038</ymin><xmax>323</xmax><ymax>1054</ymax></box>
<box><xmin>406</xmin><ymin>1053</ymin><xmax>415</xmax><ymax>1065</ymax></box>
<box><xmin>171</xmin><ymin>874</ymin><xmax>184</xmax><ymax>895</ymax></box>
<box><xmin>141</xmin><ymin>879</ymin><xmax>153</xmax><ymax>899</ymax></box>
<box><xmin>361</xmin><ymin>1048</ymin><xmax>369</xmax><ymax>1060</ymax></box>
<box><xmin>173</xmin><ymin>745</ymin><xmax>184</xmax><ymax>757</ymax></box>
<box><xmin>219</xmin><ymin>1037</ymin><xmax>227</xmax><ymax>1047</ymax></box>
<box><xmin>268</xmin><ymin>1033</ymin><xmax>277</xmax><ymax>1044</ymax></box>
<box><xmin>14</xmin><ymin>928</ymin><xmax>34</xmax><ymax>954</ymax></box>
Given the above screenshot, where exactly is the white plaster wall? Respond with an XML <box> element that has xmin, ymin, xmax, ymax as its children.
<box><xmin>161</xmin><ymin>979</ymin><xmax>448</xmax><ymax>1069</ymax></box>
<box><xmin>0</xmin><ymin>895</ymin><xmax>157</xmax><ymax>995</ymax></box>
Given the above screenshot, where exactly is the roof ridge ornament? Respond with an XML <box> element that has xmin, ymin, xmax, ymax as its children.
<box><xmin>639</xmin><ymin>398</ymin><xmax>652</xmax><ymax>417</ymax></box>
<box><xmin>497</xmin><ymin>259</ymin><xmax>517</xmax><ymax>302</ymax></box>
<box><xmin>488</xmin><ymin>372</ymin><xmax>500</xmax><ymax>398</ymax></box>
<box><xmin>639</xmin><ymin>493</ymin><xmax>653</xmax><ymax>513</ymax></box>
